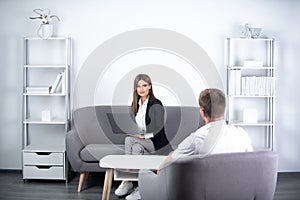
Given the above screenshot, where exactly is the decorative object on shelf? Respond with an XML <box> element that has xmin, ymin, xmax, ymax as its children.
<box><xmin>41</xmin><ymin>110</ymin><xmax>52</xmax><ymax>121</ymax></box>
<box><xmin>241</xmin><ymin>23</ymin><xmax>251</xmax><ymax>38</ymax></box>
<box><xmin>249</xmin><ymin>27</ymin><xmax>262</xmax><ymax>39</ymax></box>
<box><xmin>243</xmin><ymin>108</ymin><xmax>258</xmax><ymax>123</ymax></box>
<box><xmin>29</xmin><ymin>9</ymin><xmax>60</xmax><ymax>39</ymax></box>
<box><xmin>38</xmin><ymin>24</ymin><xmax>53</xmax><ymax>39</ymax></box>
<box><xmin>241</xmin><ymin>23</ymin><xmax>262</xmax><ymax>39</ymax></box>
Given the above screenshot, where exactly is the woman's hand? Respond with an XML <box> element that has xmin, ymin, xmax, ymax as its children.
<box><xmin>127</xmin><ymin>134</ymin><xmax>145</xmax><ymax>139</ymax></box>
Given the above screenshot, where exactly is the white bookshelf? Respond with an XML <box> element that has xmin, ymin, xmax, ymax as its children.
<box><xmin>22</xmin><ymin>37</ymin><xmax>71</xmax><ymax>181</ymax></box>
<box><xmin>225</xmin><ymin>37</ymin><xmax>275</xmax><ymax>151</ymax></box>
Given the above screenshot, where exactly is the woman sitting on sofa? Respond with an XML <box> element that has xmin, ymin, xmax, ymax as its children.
<box><xmin>114</xmin><ymin>74</ymin><xmax>169</xmax><ymax>200</ymax></box>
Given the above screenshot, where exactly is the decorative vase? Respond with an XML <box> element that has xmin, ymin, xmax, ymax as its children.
<box><xmin>37</xmin><ymin>24</ymin><xmax>53</xmax><ymax>39</ymax></box>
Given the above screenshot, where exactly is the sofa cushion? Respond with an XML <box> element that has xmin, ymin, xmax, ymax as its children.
<box><xmin>80</xmin><ymin>144</ymin><xmax>125</xmax><ymax>162</ymax></box>
<box><xmin>73</xmin><ymin>106</ymin><xmax>204</xmax><ymax>149</ymax></box>
<box><xmin>164</xmin><ymin>106</ymin><xmax>204</xmax><ymax>149</ymax></box>
<box><xmin>73</xmin><ymin>106</ymin><xmax>129</xmax><ymax>146</ymax></box>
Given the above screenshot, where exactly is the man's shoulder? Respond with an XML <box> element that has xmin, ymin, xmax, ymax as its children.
<box><xmin>194</xmin><ymin>124</ymin><xmax>210</xmax><ymax>137</ymax></box>
<box><xmin>225</xmin><ymin>124</ymin><xmax>246</xmax><ymax>131</ymax></box>
<box><xmin>224</xmin><ymin>124</ymin><xmax>249</xmax><ymax>136</ymax></box>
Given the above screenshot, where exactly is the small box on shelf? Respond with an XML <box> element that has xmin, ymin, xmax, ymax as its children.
<box><xmin>243</xmin><ymin>60</ymin><xmax>263</xmax><ymax>67</ymax></box>
<box><xmin>243</xmin><ymin>108</ymin><xmax>258</xmax><ymax>123</ymax></box>
<box><xmin>41</xmin><ymin>110</ymin><xmax>52</xmax><ymax>121</ymax></box>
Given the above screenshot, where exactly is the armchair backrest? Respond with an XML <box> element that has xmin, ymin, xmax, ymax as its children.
<box><xmin>139</xmin><ymin>151</ymin><xmax>278</xmax><ymax>200</ymax></box>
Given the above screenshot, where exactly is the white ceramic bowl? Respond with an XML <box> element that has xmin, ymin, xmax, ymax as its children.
<box><xmin>249</xmin><ymin>28</ymin><xmax>262</xmax><ymax>38</ymax></box>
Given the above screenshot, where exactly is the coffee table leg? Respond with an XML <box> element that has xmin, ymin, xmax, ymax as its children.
<box><xmin>102</xmin><ymin>168</ymin><xmax>113</xmax><ymax>200</ymax></box>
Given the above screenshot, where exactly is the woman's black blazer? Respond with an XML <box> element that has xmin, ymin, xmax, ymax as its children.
<box><xmin>137</xmin><ymin>97</ymin><xmax>170</xmax><ymax>151</ymax></box>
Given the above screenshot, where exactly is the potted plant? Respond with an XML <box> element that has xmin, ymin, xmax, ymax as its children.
<box><xmin>29</xmin><ymin>9</ymin><xmax>60</xmax><ymax>39</ymax></box>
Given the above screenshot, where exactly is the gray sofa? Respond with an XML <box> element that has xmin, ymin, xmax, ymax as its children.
<box><xmin>139</xmin><ymin>151</ymin><xmax>278</xmax><ymax>200</ymax></box>
<box><xmin>66</xmin><ymin>105</ymin><xmax>204</xmax><ymax>192</ymax></box>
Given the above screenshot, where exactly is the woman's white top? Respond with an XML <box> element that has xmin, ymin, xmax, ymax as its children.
<box><xmin>135</xmin><ymin>97</ymin><xmax>153</xmax><ymax>139</ymax></box>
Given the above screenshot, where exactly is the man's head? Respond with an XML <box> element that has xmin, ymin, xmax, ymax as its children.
<box><xmin>198</xmin><ymin>88</ymin><xmax>226</xmax><ymax>122</ymax></box>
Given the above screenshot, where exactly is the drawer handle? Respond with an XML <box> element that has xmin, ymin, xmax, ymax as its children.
<box><xmin>36</xmin><ymin>152</ymin><xmax>51</xmax><ymax>156</ymax></box>
<box><xmin>36</xmin><ymin>165</ymin><xmax>52</xmax><ymax>169</ymax></box>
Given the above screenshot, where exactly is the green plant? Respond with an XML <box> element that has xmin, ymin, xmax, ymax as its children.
<box><xmin>29</xmin><ymin>9</ymin><xmax>60</xmax><ymax>24</ymax></box>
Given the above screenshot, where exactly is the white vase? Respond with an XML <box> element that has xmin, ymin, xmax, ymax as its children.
<box><xmin>37</xmin><ymin>24</ymin><xmax>53</xmax><ymax>39</ymax></box>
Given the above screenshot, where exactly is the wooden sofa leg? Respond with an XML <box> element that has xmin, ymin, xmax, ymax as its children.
<box><xmin>78</xmin><ymin>172</ymin><xmax>89</xmax><ymax>192</ymax></box>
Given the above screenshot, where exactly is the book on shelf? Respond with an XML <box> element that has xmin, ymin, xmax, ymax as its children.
<box><xmin>61</xmin><ymin>71</ymin><xmax>66</xmax><ymax>94</ymax></box>
<box><xmin>50</xmin><ymin>72</ymin><xmax>63</xmax><ymax>93</ymax></box>
<box><xmin>26</xmin><ymin>86</ymin><xmax>52</xmax><ymax>94</ymax></box>
<box><xmin>241</xmin><ymin>76</ymin><xmax>274</xmax><ymax>96</ymax></box>
<box><xmin>229</xmin><ymin>69</ymin><xmax>241</xmax><ymax>95</ymax></box>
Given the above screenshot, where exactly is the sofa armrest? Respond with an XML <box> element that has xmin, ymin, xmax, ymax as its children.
<box><xmin>66</xmin><ymin>129</ymin><xmax>85</xmax><ymax>172</ymax></box>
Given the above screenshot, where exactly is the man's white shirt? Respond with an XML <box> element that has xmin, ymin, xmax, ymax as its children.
<box><xmin>171</xmin><ymin>120</ymin><xmax>253</xmax><ymax>158</ymax></box>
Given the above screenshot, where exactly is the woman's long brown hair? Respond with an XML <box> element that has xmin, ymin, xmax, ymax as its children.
<box><xmin>132</xmin><ymin>74</ymin><xmax>155</xmax><ymax>115</ymax></box>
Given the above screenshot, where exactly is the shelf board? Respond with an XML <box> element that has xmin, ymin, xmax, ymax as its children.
<box><xmin>227</xmin><ymin>37</ymin><xmax>274</xmax><ymax>41</ymax></box>
<box><xmin>24</xmin><ymin>93</ymin><xmax>66</xmax><ymax>96</ymax></box>
<box><xmin>24</xmin><ymin>37</ymin><xmax>69</xmax><ymax>40</ymax></box>
<box><xmin>229</xmin><ymin>95</ymin><xmax>274</xmax><ymax>98</ymax></box>
<box><xmin>23</xmin><ymin>118</ymin><xmax>67</xmax><ymax>124</ymax></box>
<box><xmin>24</xmin><ymin>64</ymin><xmax>67</xmax><ymax>68</ymax></box>
<box><xmin>114</xmin><ymin>169</ymin><xmax>139</xmax><ymax>181</ymax></box>
<box><xmin>23</xmin><ymin>144</ymin><xmax>66</xmax><ymax>152</ymax></box>
<box><xmin>228</xmin><ymin>66</ymin><xmax>273</xmax><ymax>70</ymax></box>
<box><xmin>229</xmin><ymin>120</ymin><xmax>273</xmax><ymax>126</ymax></box>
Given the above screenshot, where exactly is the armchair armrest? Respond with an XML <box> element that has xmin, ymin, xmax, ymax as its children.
<box><xmin>138</xmin><ymin>169</ymin><xmax>168</xmax><ymax>200</ymax></box>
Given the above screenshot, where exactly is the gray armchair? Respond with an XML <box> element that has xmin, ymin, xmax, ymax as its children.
<box><xmin>139</xmin><ymin>151</ymin><xmax>278</xmax><ymax>200</ymax></box>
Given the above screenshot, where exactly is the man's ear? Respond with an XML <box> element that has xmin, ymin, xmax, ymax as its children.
<box><xmin>200</xmin><ymin>107</ymin><xmax>205</xmax><ymax>118</ymax></box>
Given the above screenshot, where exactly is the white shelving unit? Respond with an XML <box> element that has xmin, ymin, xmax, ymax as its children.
<box><xmin>225</xmin><ymin>37</ymin><xmax>275</xmax><ymax>151</ymax></box>
<box><xmin>22</xmin><ymin>37</ymin><xmax>71</xmax><ymax>181</ymax></box>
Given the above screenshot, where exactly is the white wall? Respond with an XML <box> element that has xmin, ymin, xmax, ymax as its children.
<box><xmin>0</xmin><ymin>0</ymin><xmax>299</xmax><ymax>171</ymax></box>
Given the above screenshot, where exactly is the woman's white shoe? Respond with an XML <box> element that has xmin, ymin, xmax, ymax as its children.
<box><xmin>125</xmin><ymin>187</ymin><xmax>141</xmax><ymax>200</ymax></box>
<box><xmin>114</xmin><ymin>181</ymin><xmax>133</xmax><ymax>196</ymax></box>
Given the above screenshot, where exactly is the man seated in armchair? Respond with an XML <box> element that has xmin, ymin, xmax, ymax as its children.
<box><xmin>158</xmin><ymin>88</ymin><xmax>253</xmax><ymax>173</ymax></box>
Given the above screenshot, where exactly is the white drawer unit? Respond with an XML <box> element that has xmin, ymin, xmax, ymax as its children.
<box><xmin>22</xmin><ymin>146</ymin><xmax>66</xmax><ymax>180</ymax></box>
<box><xmin>23</xmin><ymin>152</ymin><xmax>64</xmax><ymax>165</ymax></box>
<box><xmin>23</xmin><ymin>165</ymin><xmax>64</xmax><ymax>180</ymax></box>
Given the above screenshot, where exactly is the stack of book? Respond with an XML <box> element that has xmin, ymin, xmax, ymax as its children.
<box><xmin>229</xmin><ymin>70</ymin><xmax>274</xmax><ymax>96</ymax></box>
<box><xmin>25</xmin><ymin>71</ymin><xmax>65</xmax><ymax>94</ymax></box>
<box><xmin>241</xmin><ymin>76</ymin><xmax>274</xmax><ymax>96</ymax></box>
<box><xmin>26</xmin><ymin>86</ymin><xmax>52</xmax><ymax>94</ymax></box>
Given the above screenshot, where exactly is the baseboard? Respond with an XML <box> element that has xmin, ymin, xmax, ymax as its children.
<box><xmin>0</xmin><ymin>169</ymin><xmax>22</xmax><ymax>174</ymax></box>
<box><xmin>278</xmin><ymin>171</ymin><xmax>300</xmax><ymax>176</ymax></box>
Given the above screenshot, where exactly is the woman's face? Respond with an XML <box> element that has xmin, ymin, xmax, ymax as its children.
<box><xmin>136</xmin><ymin>80</ymin><xmax>151</xmax><ymax>99</ymax></box>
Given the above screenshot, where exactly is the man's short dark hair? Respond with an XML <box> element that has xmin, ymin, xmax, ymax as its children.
<box><xmin>198</xmin><ymin>88</ymin><xmax>226</xmax><ymax>119</ymax></box>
